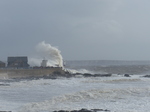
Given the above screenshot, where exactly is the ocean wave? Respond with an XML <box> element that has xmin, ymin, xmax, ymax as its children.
<box><xmin>18</xmin><ymin>87</ymin><xmax>150</xmax><ymax>112</ymax></box>
<box><xmin>81</xmin><ymin>77</ymin><xmax>141</xmax><ymax>83</ymax></box>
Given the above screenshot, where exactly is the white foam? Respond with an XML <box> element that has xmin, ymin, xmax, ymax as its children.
<box><xmin>16</xmin><ymin>76</ymin><xmax>150</xmax><ymax>112</ymax></box>
<box><xmin>18</xmin><ymin>86</ymin><xmax>150</xmax><ymax>112</ymax></box>
<box><xmin>29</xmin><ymin>41</ymin><xmax>63</xmax><ymax>67</ymax></box>
<box><xmin>66</xmin><ymin>68</ymin><xmax>106</xmax><ymax>75</ymax></box>
<box><xmin>1</xmin><ymin>76</ymin><xmax>150</xmax><ymax>112</ymax></box>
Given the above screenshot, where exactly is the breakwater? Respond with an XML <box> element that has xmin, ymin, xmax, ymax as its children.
<box><xmin>0</xmin><ymin>67</ymin><xmax>65</xmax><ymax>79</ymax></box>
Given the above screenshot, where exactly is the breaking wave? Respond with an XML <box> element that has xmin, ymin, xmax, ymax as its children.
<box><xmin>18</xmin><ymin>86</ymin><xmax>150</xmax><ymax>112</ymax></box>
<box><xmin>82</xmin><ymin>78</ymin><xmax>141</xmax><ymax>83</ymax></box>
<box><xmin>29</xmin><ymin>41</ymin><xmax>63</xmax><ymax>67</ymax></box>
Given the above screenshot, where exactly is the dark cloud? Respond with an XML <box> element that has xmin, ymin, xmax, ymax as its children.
<box><xmin>0</xmin><ymin>0</ymin><xmax>150</xmax><ymax>61</ymax></box>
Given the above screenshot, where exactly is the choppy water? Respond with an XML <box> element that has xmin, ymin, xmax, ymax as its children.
<box><xmin>65</xmin><ymin>60</ymin><xmax>150</xmax><ymax>74</ymax></box>
<box><xmin>1</xmin><ymin>60</ymin><xmax>150</xmax><ymax>112</ymax></box>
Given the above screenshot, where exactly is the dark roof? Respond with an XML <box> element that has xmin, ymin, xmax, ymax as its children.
<box><xmin>8</xmin><ymin>57</ymin><xmax>28</xmax><ymax>62</ymax></box>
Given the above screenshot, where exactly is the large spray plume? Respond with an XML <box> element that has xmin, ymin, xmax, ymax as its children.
<box><xmin>29</xmin><ymin>41</ymin><xmax>63</xmax><ymax>67</ymax></box>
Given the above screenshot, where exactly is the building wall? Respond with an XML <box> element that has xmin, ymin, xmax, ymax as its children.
<box><xmin>7</xmin><ymin>57</ymin><xmax>29</xmax><ymax>68</ymax></box>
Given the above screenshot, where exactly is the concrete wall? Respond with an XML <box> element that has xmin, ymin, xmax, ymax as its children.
<box><xmin>0</xmin><ymin>67</ymin><xmax>65</xmax><ymax>79</ymax></box>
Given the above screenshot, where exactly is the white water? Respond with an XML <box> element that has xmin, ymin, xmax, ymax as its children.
<box><xmin>29</xmin><ymin>41</ymin><xmax>63</xmax><ymax>67</ymax></box>
<box><xmin>2</xmin><ymin>42</ymin><xmax>150</xmax><ymax>112</ymax></box>
<box><xmin>0</xmin><ymin>75</ymin><xmax>150</xmax><ymax>112</ymax></box>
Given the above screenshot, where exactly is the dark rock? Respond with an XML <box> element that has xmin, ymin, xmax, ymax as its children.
<box><xmin>83</xmin><ymin>73</ymin><xmax>112</xmax><ymax>77</ymax></box>
<box><xmin>83</xmin><ymin>73</ymin><xmax>93</xmax><ymax>77</ymax></box>
<box><xmin>58</xmin><ymin>110</ymin><xmax>69</xmax><ymax>112</ymax></box>
<box><xmin>94</xmin><ymin>74</ymin><xmax>112</xmax><ymax>77</ymax></box>
<box><xmin>71</xmin><ymin>110</ymin><xmax>79</xmax><ymax>112</ymax></box>
<box><xmin>78</xmin><ymin>108</ymin><xmax>92</xmax><ymax>112</ymax></box>
<box><xmin>91</xmin><ymin>109</ymin><xmax>110</xmax><ymax>112</ymax></box>
<box><xmin>143</xmin><ymin>75</ymin><xmax>150</xmax><ymax>78</ymax></box>
<box><xmin>73</xmin><ymin>73</ymin><xmax>83</xmax><ymax>75</ymax></box>
<box><xmin>0</xmin><ymin>83</ymin><xmax>10</xmax><ymax>86</ymax></box>
<box><xmin>65</xmin><ymin>71</ymin><xmax>70</xmax><ymax>74</ymax></box>
<box><xmin>91</xmin><ymin>109</ymin><xmax>104</xmax><ymax>112</ymax></box>
<box><xmin>124</xmin><ymin>74</ymin><xmax>130</xmax><ymax>77</ymax></box>
<box><xmin>76</xmin><ymin>73</ymin><xmax>82</xmax><ymax>75</ymax></box>
<box><xmin>53</xmin><ymin>109</ymin><xmax>110</xmax><ymax>112</ymax></box>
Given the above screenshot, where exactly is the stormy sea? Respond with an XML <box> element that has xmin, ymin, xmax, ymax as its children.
<box><xmin>1</xmin><ymin>42</ymin><xmax>150</xmax><ymax>112</ymax></box>
<box><xmin>1</xmin><ymin>60</ymin><xmax>150</xmax><ymax>112</ymax></box>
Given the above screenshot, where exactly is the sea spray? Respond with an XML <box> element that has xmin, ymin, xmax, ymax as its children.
<box><xmin>28</xmin><ymin>41</ymin><xmax>100</xmax><ymax>74</ymax></box>
<box><xmin>29</xmin><ymin>41</ymin><xmax>63</xmax><ymax>67</ymax></box>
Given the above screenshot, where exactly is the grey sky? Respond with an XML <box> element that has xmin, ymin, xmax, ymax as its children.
<box><xmin>0</xmin><ymin>0</ymin><xmax>150</xmax><ymax>61</ymax></box>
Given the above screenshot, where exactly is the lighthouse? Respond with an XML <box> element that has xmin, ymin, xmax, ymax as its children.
<box><xmin>41</xmin><ymin>59</ymin><xmax>48</xmax><ymax>67</ymax></box>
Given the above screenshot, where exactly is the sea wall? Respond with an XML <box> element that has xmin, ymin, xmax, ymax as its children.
<box><xmin>0</xmin><ymin>67</ymin><xmax>65</xmax><ymax>79</ymax></box>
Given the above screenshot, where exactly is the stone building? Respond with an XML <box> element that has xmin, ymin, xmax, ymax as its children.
<box><xmin>7</xmin><ymin>56</ymin><xmax>29</xmax><ymax>68</ymax></box>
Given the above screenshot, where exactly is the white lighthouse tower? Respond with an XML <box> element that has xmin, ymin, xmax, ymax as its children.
<box><xmin>41</xmin><ymin>59</ymin><xmax>48</xmax><ymax>67</ymax></box>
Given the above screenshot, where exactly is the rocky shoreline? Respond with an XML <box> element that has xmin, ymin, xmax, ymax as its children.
<box><xmin>1</xmin><ymin>71</ymin><xmax>150</xmax><ymax>81</ymax></box>
<box><xmin>0</xmin><ymin>69</ymin><xmax>150</xmax><ymax>83</ymax></box>
<box><xmin>0</xmin><ymin>109</ymin><xmax>110</xmax><ymax>112</ymax></box>
<box><xmin>7</xmin><ymin>72</ymin><xmax>115</xmax><ymax>80</ymax></box>
<box><xmin>53</xmin><ymin>108</ymin><xmax>110</xmax><ymax>112</ymax></box>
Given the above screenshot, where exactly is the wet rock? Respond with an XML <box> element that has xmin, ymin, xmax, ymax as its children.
<box><xmin>124</xmin><ymin>74</ymin><xmax>130</xmax><ymax>77</ymax></box>
<box><xmin>0</xmin><ymin>83</ymin><xmax>10</xmax><ymax>86</ymax></box>
<box><xmin>143</xmin><ymin>75</ymin><xmax>150</xmax><ymax>78</ymax></box>
<box><xmin>83</xmin><ymin>73</ymin><xmax>93</xmax><ymax>77</ymax></box>
<box><xmin>71</xmin><ymin>110</ymin><xmax>79</xmax><ymax>112</ymax></box>
<box><xmin>58</xmin><ymin>110</ymin><xmax>68</xmax><ymax>112</ymax></box>
<box><xmin>91</xmin><ymin>109</ymin><xmax>110</xmax><ymax>112</ymax></box>
<box><xmin>53</xmin><ymin>108</ymin><xmax>110</xmax><ymax>112</ymax></box>
<box><xmin>82</xmin><ymin>73</ymin><xmax>112</xmax><ymax>77</ymax></box>
<box><xmin>94</xmin><ymin>74</ymin><xmax>112</xmax><ymax>77</ymax></box>
<box><xmin>76</xmin><ymin>73</ymin><xmax>82</xmax><ymax>75</ymax></box>
<box><xmin>78</xmin><ymin>108</ymin><xmax>92</xmax><ymax>112</ymax></box>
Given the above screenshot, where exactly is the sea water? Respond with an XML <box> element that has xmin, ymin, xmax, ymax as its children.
<box><xmin>1</xmin><ymin>60</ymin><xmax>150</xmax><ymax>112</ymax></box>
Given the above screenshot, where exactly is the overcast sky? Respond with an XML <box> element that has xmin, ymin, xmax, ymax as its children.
<box><xmin>0</xmin><ymin>0</ymin><xmax>150</xmax><ymax>61</ymax></box>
